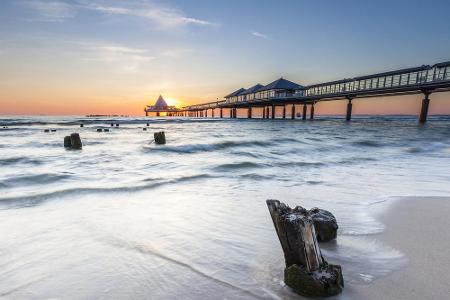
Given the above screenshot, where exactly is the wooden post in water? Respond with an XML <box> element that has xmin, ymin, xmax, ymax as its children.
<box><xmin>310</xmin><ymin>103</ymin><xmax>315</xmax><ymax>120</ymax></box>
<box><xmin>262</xmin><ymin>106</ymin><xmax>266</xmax><ymax>119</ymax></box>
<box><xmin>233</xmin><ymin>108</ymin><xmax>237</xmax><ymax>118</ymax></box>
<box><xmin>205</xmin><ymin>110</ymin><xmax>208</xmax><ymax>118</ymax></box>
<box><xmin>229</xmin><ymin>108</ymin><xmax>233</xmax><ymax>118</ymax></box>
<box><xmin>220</xmin><ymin>108</ymin><xmax>223</xmax><ymax>118</ymax></box>
<box><xmin>282</xmin><ymin>105</ymin><xmax>286</xmax><ymax>119</ymax></box>
<box><xmin>346</xmin><ymin>98</ymin><xmax>353</xmax><ymax>121</ymax></box>
<box><xmin>212</xmin><ymin>109</ymin><xmax>215</xmax><ymax>118</ymax></box>
<box><xmin>248</xmin><ymin>107</ymin><xmax>252</xmax><ymax>119</ymax></box>
<box><xmin>271</xmin><ymin>103</ymin><xmax>275</xmax><ymax>119</ymax></box>
<box><xmin>302</xmin><ymin>104</ymin><xmax>307</xmax><ymax>120</ymax></box>
<box><xmin>419</xmin><ymin>92</ymin><xmax>431</xmax><ymax>123</ymax></box>
<box><xmin>266</xmin><ymin>106</ymin><xmax>270</xmax><ymax>119</ymax></box>
<box><xmin>291</xmin><ymin>104</ymin><xmax>296</xmax><ymax>119</ymax></box>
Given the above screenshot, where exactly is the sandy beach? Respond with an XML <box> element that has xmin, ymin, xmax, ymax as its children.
<box><xmin>349</xmin><ymin>196</ymin><xmax>450</xmax><ymax>299</ymax></box>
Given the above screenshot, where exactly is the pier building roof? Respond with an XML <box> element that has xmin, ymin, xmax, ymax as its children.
<box><xmin>259</xmin><ymin>78</ymin><xmax>303</xmax><ymax>91</ymax></box>
<box><xmin>154</xmin><ymin>95</ymin><xmax>168</xmax><ymax>107</ymax></box>
<box><xmin>145</xmin><ymin>95</ymin><xmax>178</xmax><ymax>112</ymax></box>
<box><xmin>224</xmin><ymin>88</ymin><xmax>246</xmax><ymax>98</ymax></box>
<box><xmin>241</xmin><ymin>84</ymin><xmax>264</xmax><ymax>95</ymax></box>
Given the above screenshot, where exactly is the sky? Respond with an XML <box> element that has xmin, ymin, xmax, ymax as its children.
<box><xmin>0</xmin><ymin>0</ymin><xmax>449</xmax><ymax>116</ymax></box>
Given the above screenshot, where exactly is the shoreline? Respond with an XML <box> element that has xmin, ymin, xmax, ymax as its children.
<box><xmin>348</xmin><ymin>196</ymin><xmax>450</xmax><ymax>299</ymax></box>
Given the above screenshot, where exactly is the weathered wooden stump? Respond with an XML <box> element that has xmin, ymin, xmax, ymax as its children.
<box><xmin>69</xmin><ymin>133</ymin><xmax>82</xmax><ymax>149</ymax></box>
<box><xmin>266</xmin><ymin>200</ymin><xmax>343</xmax><ymax>297</ymax></box>
<box><xmin>309</xmin><ymin>208</ymin><xmax>338</xmax><ymax>242</ymax></box>
<box><xmin>64</xmin><ymin>136</ymin><xmax>72</xmax><ymax>148</ymax></box>
<box><xmin>154</xmin><ymin>131</ymin><xmax>166</xmax><ymax>144</ymax></box>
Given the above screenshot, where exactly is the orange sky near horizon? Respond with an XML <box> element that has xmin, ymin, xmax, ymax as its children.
<box><xmin>1</xmin><ymin>88</ymin><xmax>449</xmax><ymax>116</ymax></box>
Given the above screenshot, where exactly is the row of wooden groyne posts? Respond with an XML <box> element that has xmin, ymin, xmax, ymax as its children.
<box><xmin>170</xmin><ymin>61</ymin><xmax>450</xmax><ymax>123</ymax></box>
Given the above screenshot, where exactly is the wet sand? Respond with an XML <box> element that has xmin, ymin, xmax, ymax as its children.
<box><xmin>350</xmin><ymin>196</ymin><xmax>450</xmax><ymax>299</ymax></box>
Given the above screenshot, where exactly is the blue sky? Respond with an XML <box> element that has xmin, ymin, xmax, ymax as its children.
<box><xmin>0</xmin><ymin>0</ymin><xmax>449</xmax><ymax>114</ymax></box>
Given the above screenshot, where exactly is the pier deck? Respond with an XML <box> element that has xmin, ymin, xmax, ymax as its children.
<box><xmin>180</xmin><ymin>61</ymin><xmax>450</xmax><ymax>122</ymax></box>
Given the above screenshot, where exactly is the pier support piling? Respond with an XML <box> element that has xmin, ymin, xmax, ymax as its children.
<box><xmin>248</xmin><ymin>107</ymin><xmax>252</xmax><ymax>119</ymax></box>
<box><xmin>419</xmin><ymin>92</ymin><xmax>431</xmax><ymax>123</ymax></box>
<box><xmin>310</xmin><ymin>103</ymin><xmax>315</xmax><ymax>120</ymax></box>
<box><xmin>266</xmin><ymin>107</ymin><xmax>270</xmax><ymax>119</ymax></box>
<box><xmin>283</xmin><ymin>105</ymin><xmax>286</xmax><ymax>119</ymax></box>
<box><xmin>220</xmin><ymin>108</ymin><xmax>223</xmax><ymax>118</ymax></box>
<box><xmin>271</xmin><ymin>103</ymin><xmax>275</xmax><ymax>119</ymax></box>
<box><xmin>302</xmin><ymin>104</ymin><xmax>307</xmax><ymax>120</ymax></box>
<box><xmin>205</xmin><ymin>110</ymin><xmax>208</xmax><ymax>118</ymax></box>
<box><xmin>263</xmin><ymin>107</ymin><xmax>266</xmax><ymax>119</ymax></box>
<box><xmin>291</xmin><ymin>105</ymin><xmax>296</xmax><ymax>119</ymax></box>
<box><xmin>346</xmin><ymin>99</ymin><xmax>353</xmax><ymax>121</ymax></box>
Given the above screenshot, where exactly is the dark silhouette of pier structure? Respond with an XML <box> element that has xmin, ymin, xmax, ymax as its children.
<box><xmin>144</xmin><ymin>95</ymin><xmax>183</xmax><ymax>117</ymax></box>
<box><xmin>179</xmin><ymin>61</ymin><xmax>450</xmax><ymax>123</ymax></box>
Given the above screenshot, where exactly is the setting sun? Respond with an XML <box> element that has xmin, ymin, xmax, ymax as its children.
<box><xmin>164</xmin><ymin>97</ymin><xmax>180</xmax><ymax>107</ymax></box>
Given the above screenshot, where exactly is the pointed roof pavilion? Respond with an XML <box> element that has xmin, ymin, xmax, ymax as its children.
<box><xmin>145</xmin><ymin>94</ymin><xmax>179</xmax><ymax>114</ymax></box>
<box><xmin>259</xmin><ymin>78</ymin><xmax>303</xmax><ymax>91</ymax></box>
<box><xmin>154</xmin><ymin>95</ymin><xmax>168</xmax><ymax>107</ymax></box>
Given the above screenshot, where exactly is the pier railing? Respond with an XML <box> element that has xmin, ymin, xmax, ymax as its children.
<box><xmin>303</xmin><ymin>61</ymin><xmax>450</xmax><ymax>99</ymax></box>
<box><xmin>183</xmin><ymin>61</ymin><xmax>450</xmax><ymax>110</ymax></box>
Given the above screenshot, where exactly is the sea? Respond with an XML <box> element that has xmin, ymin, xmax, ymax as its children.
<box><xmin>1</xmin><ymin>115</ymin><xmax>449</xmax><ymax>299</ymax></box>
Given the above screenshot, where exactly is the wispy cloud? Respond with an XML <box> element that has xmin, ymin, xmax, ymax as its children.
<box><xmin>81</xmin><ymin>2</ymin><xmax>216</xmax><ymax>28</ymax></box>
<box><xmin>250</xmin><ymin>31</ymin><xmax>269</xmax><ymax>40</ymax></box>
<box><xmin>22</xmin><ymin>0</ymin><xmax>77</xmax><ymax>22</ymax></box>
<box><xmin>72</xmin><ymin>41</ymin><xmax>155</xmax><ymax>72</ymax></box>
<box><xmin>21</xmin><ymin>0</ymin><xmax>216</xmax><ymax>28</ymax></box>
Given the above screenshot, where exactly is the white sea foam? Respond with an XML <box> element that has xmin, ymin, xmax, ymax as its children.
<box><xmin>0</xmin><ymin>115</ymin><xmax>449</xmax><ymax>299</ymax></box>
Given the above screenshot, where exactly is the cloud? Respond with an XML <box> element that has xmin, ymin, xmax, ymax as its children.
<box><xmin>22</xmin><ymin>0</ymin><xmax>77</xmax><ymax>22</ymax></box>
<box><xmin>71</xmin><ymin>41</ymin><xmax>155</xmax><ymax>72</ymax></box>
<box><xmin>22</xmin><ymin>0</ymin><xmax>216</xmax><ymax>28</ymax></box>
<box><xmin>81</xmin><ymin>2</ymin><xmax>216</xmax><ymax>28</ymax></box>
<box><xmin>250</xmin><ymin>31</ymin><xmax>269</xmax><ymax>40</ymax></box>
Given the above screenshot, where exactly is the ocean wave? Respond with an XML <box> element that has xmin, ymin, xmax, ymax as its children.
<box><xmin>213</xmin><ymin>161</ymin><xmax>263</xmax><ymax>171</ymax></box>
<box><xmin>143</xmin><ymin>140</ymin><xmax>271</xmax><ymax>154</ymax></box>
<box><xmin>337</xmin><ymin>157</ymin><xmax>377</xmax><ymax>165</ymax></box>
<box><xmin>0</xmin><ymin>174</ymin><xmax>214</xmax><ymax>209</ymax></box>
<box><xmin>0</xmin><ymin>157</ymin><xmax>42</xmax><ymax>166</ymax></box>
<box><xmin>0</xmin><ymin>173</ymin><xmax>71</xmax><ymax>188</ymax></box>
<box><xmin>353</xmin><ymin>140</ymin><xmax>382</xmax><ymax>147</ymax></box>
<box><xmin>277</xmin><ymin>161</ymin><xmax>325</xmax><ymax>168</ymax></box>
<box><xmin>95</xmin><ymin>236</ymin><xmax>264</xmax><ymax>299</ymax></box>
<box><xmin>238</xmin><ymin>173</ymin><xmax>272</xmax><ymax>180</ymax></box>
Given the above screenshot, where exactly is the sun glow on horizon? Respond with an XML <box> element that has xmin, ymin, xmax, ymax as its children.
<box><xmin>164</xmin><ymin>97</ymin><xmax>181</xmax><ymax>107</ymax></box>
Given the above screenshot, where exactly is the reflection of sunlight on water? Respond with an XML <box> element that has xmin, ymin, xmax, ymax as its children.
<box><xmin>0</xmin><ymin>116</ymin><xmax>450</xmax><ymax>298</ymax></box>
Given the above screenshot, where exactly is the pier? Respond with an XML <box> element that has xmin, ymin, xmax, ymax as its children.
<box><xmin>179</xmin><ymin>61</ymin><xmax>450</xmax><ymax>123</ymax></box>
